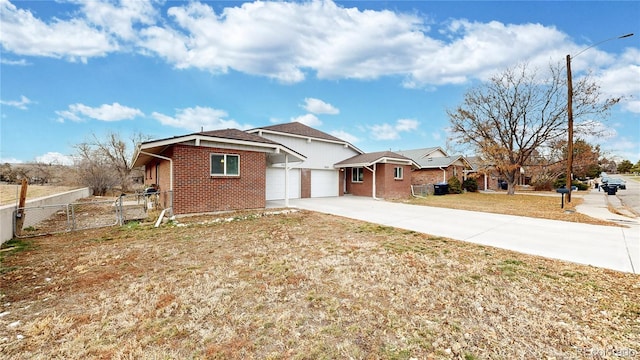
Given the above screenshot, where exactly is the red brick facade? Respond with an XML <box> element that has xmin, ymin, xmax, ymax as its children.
<box><xmin>300</xmin><ymin>169</ymin><xmax>311</xmax><ymax>198</ymax></box>
<box><xmin>410</xmin><ymin>165</ymin><xmax>466</xmax><ymax>186</ymax></box>
<box><xmin>344</xmin><ymin>164</ymin><xmax>412</xmax><ymax>199</ymax></box>
<box><xmin>145</xmin><ymin>145</ymin><xmax>266</xmax><ymax>215</ymax></box>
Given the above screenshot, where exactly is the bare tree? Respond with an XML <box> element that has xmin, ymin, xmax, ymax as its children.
<box><xmin>448</xmin><ymin>62</ymin><xmax>616</xmax><ymax>194</ymax></box>
<box><xmin>74</xmin><ymin>132</ymin><xmax>149</xmax><ymax>195</ymax></box>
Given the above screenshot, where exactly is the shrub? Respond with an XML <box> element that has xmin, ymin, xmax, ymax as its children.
<box><xmin>462</xmin><ymin>178</ymin><xmax>478</xmax><ymax>192</ymax></box>
<box><xmin>553</xmin><ymin>178</ymin><xmax>589</xmax><ymax>191</ymax></box>
<box><xmin>448</xmin><ymin>176</ymin><xmax>463</xmax><ymax>194</ymax></box>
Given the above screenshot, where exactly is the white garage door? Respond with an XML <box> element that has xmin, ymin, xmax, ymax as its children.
<box><xmin>311</xmin><ymin>169</ymin><xmax>339</xmax><ymax>197</ymax></box>
<box><xmin>266</xmin><ymin>168</ymin><xmax>301</xmax><ymax>201</ymax></box>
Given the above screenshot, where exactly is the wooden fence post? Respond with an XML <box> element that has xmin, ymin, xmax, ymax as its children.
<box><xmin>15</xmin><ymin>179</ymin><xmax>28</xmax><ymax>236</ymax></box>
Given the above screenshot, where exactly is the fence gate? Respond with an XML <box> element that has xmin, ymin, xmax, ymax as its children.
<box><xmin>13</xmin><ymin>195</ymin><xmax>150</xmax><ymax>238</ymax></box>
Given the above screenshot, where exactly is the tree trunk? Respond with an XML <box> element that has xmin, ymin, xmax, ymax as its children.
<box><xmin>505</xmin><ymin>170</ymin><xmax>518</xmax><ymax>195</ymax></box>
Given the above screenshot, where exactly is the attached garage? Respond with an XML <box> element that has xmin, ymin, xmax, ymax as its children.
<box><xmin>266</xmin><ymin>167</ymin><xmax>301</xmax><ymax>201</ymax></box>
<box><xmin>310</xmin><ymin>169</ymin><xmax>339</xmax><ymax>197</ymax></box>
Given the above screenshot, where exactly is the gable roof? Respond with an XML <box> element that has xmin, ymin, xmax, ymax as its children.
<box><xmin>132</xmin><ymin>128</ymin><xmax>305</xmax><ymax>168</ymax></box>
<box><xmin>411</xmin><ymin>155</ymin><xmax>471</xmax><ymax>169</ymax></box>
<box><xmin>395</xmin><ymin>147</ymin><xmax>447</xmax><ymax>160</ymax></box>
<box><xmin>334</xmin><ymin>151</ymin><xmax>419</xmax><ymax>168</ymax></box>
<box><xmin>198</xmin><ymin>128</ymin><xmax>282</xmax><ymax>145</ymax></box>
<box><xmin>251</xmin><ymin>122</ymin><xmax>343</xmax><ymax>142</ymax></box>
<box><xmin>248</xmin><ymin>122</ymin><xmax>363</xmax><ymax>154</ymax></box>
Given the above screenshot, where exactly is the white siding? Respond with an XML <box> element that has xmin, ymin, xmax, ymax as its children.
<box><xmin>261</xmin><ymin>133</ymin><xmax>360</xmax><ymax>170</ymax></box>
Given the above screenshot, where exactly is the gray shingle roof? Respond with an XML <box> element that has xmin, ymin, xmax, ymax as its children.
<box><xmin>395</xmin><ymin>147</ymin><xmax>444</xmax><ymax>161</ymax></box>
<box><xmin>197</xmin><ymin>128</ymin><xmax>279</xmax><ymax>145</ymax></box>
<box><xmin>251</xmin><ymin>122</ymin><xmax>344</xmax><ymax>142</ymax></box>
<box><xmin>335</xmin><ymin>151</ymin><xmax>414</xmax><ymax>167</ymax></box>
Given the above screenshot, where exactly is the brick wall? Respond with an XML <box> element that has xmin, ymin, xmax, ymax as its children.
<box><xmin>300</xmin><ymin>168</ymin><xmax>311</xmax><ymax>198</ymax></box>
<box><xmin>167</xmin><ymin>145</ymin><xmax>266</xmax><ymax>214</ymax></box>
<box><xmin>410</xmin><ymin>166</ymin><xmax>465</xmax><ymax>186</ymax></box>
<box><xmin>375</xmin><ymin>164</ymin><xmax>412</xmax><ymax>199</ymax></box>
<box><xmin>344</xmin><ymin>164</ymin><xmax>412</xmax><ymax>199</ymax></box>
<box><xmin>345</xmin><ymin>167</ymin><xmax>372</xmax><ymax>197</ymax></box>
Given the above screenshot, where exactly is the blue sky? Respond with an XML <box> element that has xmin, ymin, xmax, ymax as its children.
<box><xmin>1</xmin><ymin>0</ymin><xmax>639</xmax><ymax>165</ymax></box>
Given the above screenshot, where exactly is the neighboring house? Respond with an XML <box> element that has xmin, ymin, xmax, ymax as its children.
<box><xmin>247</xmin><ymin>122</ymin><xmax>362</xmax><ymax>200</ymax></box>
<box><xmin>131</xmin><ymin>129</ymin><xmax>304</xmax><ymax>215</ymax></box>
<box><xmin>396</xmin><ymin>147</ymin><xmax>472</xmax><ymax>186</ymax></box>
<box><xmin>334</xmin><ymin>151</ymin><xmax>419</xmax><ymax>199</ymax></box>
<box><xmin>466</xmin><ymin>156</ymin><xmax>500</xmax><ymax>191</ymax></box>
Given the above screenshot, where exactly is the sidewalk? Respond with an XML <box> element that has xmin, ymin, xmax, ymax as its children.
<box><xmin>575</xmin><ymin>189</ymin><xmax>639</xmax><ymax>226</ymax></box>
<box><xmin>270</xmin><ymin>195</ymin><xmax>639</xmax><ymax>274</ymax></box>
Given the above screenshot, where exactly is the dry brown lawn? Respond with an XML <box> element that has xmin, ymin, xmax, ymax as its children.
<box><xmin>403</xmin><ymin>192</ymin><xmax>618</xmax><ymax>226</ymax></box>
<box><xmin>1</xmin><ymin>209</ymin><xmax>638</xmax><ymax>359</ymax></box>
<box><xmin>0</xmin><ymin>185</ymin><xmax>80</xmax><ymax>206</ymax></box>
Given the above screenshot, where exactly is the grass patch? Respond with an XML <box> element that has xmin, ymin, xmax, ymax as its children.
<box><xmin>0</xmin><ymin>210</ymin><xmax>637</xmax><ymax>359</ymax></box>
<box><xmin>403</xmin><ymin>192</ymin><xmax>618</xmax><ymax>226</ymax></box>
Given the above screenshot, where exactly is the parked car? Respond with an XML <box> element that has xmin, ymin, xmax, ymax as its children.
<box><xmin>606</xmin><ymin>178</ymin><xmax>626</xmax><ymax>190</ymax></box>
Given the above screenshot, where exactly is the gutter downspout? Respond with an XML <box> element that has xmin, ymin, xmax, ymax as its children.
<box><xmin>439</xmin><ymin>167</ymin><xmax>446</xmax><ymax>183</ymax></box>
<box><xmin>140</xmin><ymin>151</ymin><xmax>173</xmax><ymax>215</ymax></box>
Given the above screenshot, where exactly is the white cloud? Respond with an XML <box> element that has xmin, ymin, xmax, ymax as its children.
<box><xmin>74</xmin><ymin>0</ymin><xmax>159</xmax><ymax>41</ymax></box>
<box><xmin>303</xmin><ymin>98</ymin><xmax>340</xmax><ymax>115</ymax></box>
<box><xmin>0</xmin><ymin>95</ymin><xmax>32</xmax><ymax>110</ymax></box>
<box><xmin>302</xmin><ymin>98</ymin><xmax>339</xmax><ymax>115</ymax></box>
<box><xmin>0</xmin><ymin>58</ymin><xmax>30</xmax><ymax>66</ymax></box>
<box><xmin>370</xmin><ymin>118</ymin><xmax>419</xmax><ymax>140</ymax></box>
<box><xmin>595</xmin><ymin>48</ymin><xmax>640</xmax><ymax>114</ymax></box>
<box><xmin>330</xmin><ymin>130</ymin><xmax>359</xmax><ymax>144</ymax></box>
<box><xmin>56</xmin><ymin>102</ymin><xmax>143</xmax><ymax>122</ymax></box>
<box><xmin>0</xmin><ymin>0</ymin><xmax>117</xmax><ymax>61</ymax></box>
<box><xmin>290</xmin><ymin>113</ymin><xmax>322</xmax><ymax>127</ymax></box>
<box><xmin>151</xmin><ymin>106</ymin><xmax>250</xmax><ymax>132</ymax></box>
<box><xmin>1</xmin><ymin>0</ymin><xmax>636</xmax><ymax>92</ymax></box>
<box><xmin>35</xmin><ymin>152</ymin><xmax>74</xmax><ymax>166</ymax></box>
<box><xmin>0</xmin><ymin>156</ymin><xmax>23</xmax><ymax>164</ymax></box>
<box><xmin>137</xmin><ymin>0</ymin><xmax>427</xmax><ymax>83</ymax></box>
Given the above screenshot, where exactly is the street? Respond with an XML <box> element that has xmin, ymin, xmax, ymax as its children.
<box><xmin>617</xmin><ymin>175</ymin><xmax>640</xmax><ymax>216</ymax></box>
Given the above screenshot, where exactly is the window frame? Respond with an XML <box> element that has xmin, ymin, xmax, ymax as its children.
<box><xmin>351</xmin><ymin>167</ymin><xmax>364</xmax><ymax>183</ymax></box>
<box><xmin>394</xmin><ymin>166</ymin><xmax>403</xmax><ymax>180</ymax></box>
<box><xmin>210</xmin><ymin>153</ymin><xmax>240</xmax><ymax>177</ymax></box>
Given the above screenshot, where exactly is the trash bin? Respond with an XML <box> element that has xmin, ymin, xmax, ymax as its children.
<box><xmin>433</xmin><ymin>183</ymin><xmax>448</xmax><ymax>195</ymax></box>
<box><xmin>606</xmin><ymin>185</ymin><xmax>617</xmax><ymax>195</ymax></box>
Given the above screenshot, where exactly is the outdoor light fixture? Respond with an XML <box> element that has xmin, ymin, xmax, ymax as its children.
<box><xmin>565</xmin><ymin>33</ymin><xmax>633</xmax><ymax>203</ymax></box>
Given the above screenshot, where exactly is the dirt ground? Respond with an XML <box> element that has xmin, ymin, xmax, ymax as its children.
<box><xmin>1</xmin><ymin>209</ymin><xmax>638</xmax><ymax>359</ymax></box>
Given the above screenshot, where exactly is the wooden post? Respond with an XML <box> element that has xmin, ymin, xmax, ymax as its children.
<box><xmin>15</xmin><ymin>178</ymin><xmax>28</xmax><ymax>235</ymax></box>
<box><xmin>566</xmin><ymin>54</ymin><xmax>574</xmax><ymax>203</ymax></box>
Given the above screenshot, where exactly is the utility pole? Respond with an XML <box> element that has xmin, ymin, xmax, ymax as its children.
<box><xmin>566</xmin><ymin>54</ymin><xmax>574</xmax><ymax>202</ymax></box>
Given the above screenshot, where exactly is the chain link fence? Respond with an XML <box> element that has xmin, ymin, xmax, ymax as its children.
<box><xmin>12</xmin><ymin>193</ymin><xmax>162</xmax><ymax>238</ymax></box>
<box><xmin>411</xmin><ymin>184</ymin><xmax>434</xmax><ymax>197</ymax></box>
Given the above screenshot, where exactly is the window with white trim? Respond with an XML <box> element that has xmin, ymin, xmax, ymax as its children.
<box><xmin>352</xmin><ymin>167</ymin><xmax>364</xmax><ymax>182</ymax></box>
<box><xmin>211</xmin><ymin>154</ymin><xmax>240</xmax><ymax>176</ymax></box>
<box><xmin>394</xmin><ymin>166</ymin><xmax>403</xmax><ymax>180</ymax></box>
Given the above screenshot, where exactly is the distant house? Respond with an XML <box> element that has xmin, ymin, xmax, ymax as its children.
<box><xmin>334</xmin><ymin>151</ymin><xmax>419</xmax><ymax>199</ymax></box>
<box><xmin>396</xmin><ymin>147</ymin><xmax>472</xmax><ymax>186</ymax></box>
<box><xmin>465</xmin><ymin>156</ymin><xmax>500</xmax><ymax>191</ymax></box>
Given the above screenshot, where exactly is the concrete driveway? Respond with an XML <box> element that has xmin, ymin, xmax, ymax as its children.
<box><xmin>269</xmin><ymin>196</ymin><xmax>639</xmax><ymax>274</ymax></box>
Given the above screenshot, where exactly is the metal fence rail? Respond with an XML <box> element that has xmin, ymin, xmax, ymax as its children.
<box><xmin>13</xmin><ymin>194</ymin><xmax>150</xmax><ymax>238</ymax></box>
<box><xmin>411</xmin><ymin>184</ymin><xmax>433</xmax><ymax>197</ymax></box>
